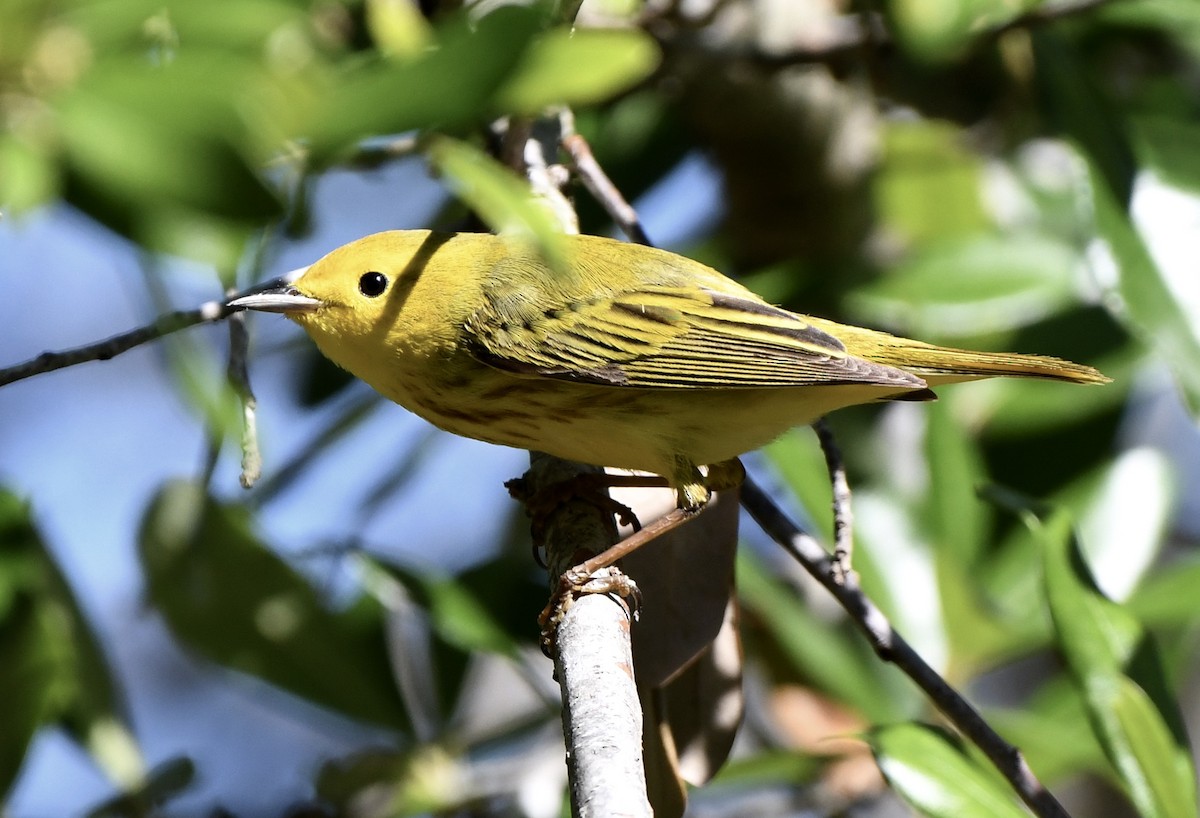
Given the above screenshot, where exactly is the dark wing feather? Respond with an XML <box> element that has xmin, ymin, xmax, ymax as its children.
<box><xmin>466</xmin><ymin>285</ymin><xmax>926</xmax><ymax>390</ymax></box>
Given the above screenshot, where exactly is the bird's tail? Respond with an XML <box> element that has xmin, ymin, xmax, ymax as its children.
<box><xmin>806</xmin><ymin>317</ymin><xmax>1111</xmax><ymax>386</ymax></box>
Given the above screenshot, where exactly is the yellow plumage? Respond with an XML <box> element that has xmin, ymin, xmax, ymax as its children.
<box><xmin>230</xmin><ymin>230</ymin><xmax>1108</xmax><ymax>507</ymax></box>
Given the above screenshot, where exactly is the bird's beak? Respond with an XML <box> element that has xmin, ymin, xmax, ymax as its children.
<box><xmin>227</xmin><ymin>273</ymin><xmax>321</xmax><ymax>315</ymax></box>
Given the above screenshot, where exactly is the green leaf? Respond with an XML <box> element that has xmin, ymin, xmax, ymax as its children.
<box><xmin>1032</xmin><ymin>31</ymin><xmax>1137</xmax><ymax>206</ymax></box>
<box><xmin>871</xmin><ymin>723</ymin><xmax>1029</xmax><ymax>818</ymax></box>
<box><xmin>1085</xmin><ymin>158</ymin><xmax>1200</xmax><ymax>412</ymax></box>
<box><xmin>1129</xmin><ymin>555</ymin><xmax>1200</xmax><ymax>628</ymax></box>
<box><xmin>309</xmin><ymin>6</ymin><xmax>543</xmax><ymax>157</ymax></box>
<box><xmin>425</xmin><ymin>136</ymin><xmax>568</xmax><ymax>269</ymax></box>
<box><xmin>0</xmin><ymin>489</ymin><xmax>138</xmax><ymax>796</ymax></box>
<box><xmin>57</xmin><ymin>55</ymin><xmax>282</xmax><ymax>225</ymax></box>
<box><xmin>851</xmin><ymin>233</ymin><xmax>1078</xmax><ymax>338</ymax></box>
<box><xmin>492</xmin><ymin>27</ymin><xmax>659</xmax><ymax>116</ymax></box>
<box><xmin>1132</xmin><ymin>115</ymin><xmax>1200</xmax><ymax>196</ymax></box>
<box><xmin>922</xmin><ymin>399</ymin><xmax>989</xmax><ymax>566</ymax></box>
<box><xmin>138</xmin><ymin>481</ymin><xmax>411</xmax><ymax>730</ymax></box>
<box><xmin>366</xmin><ymin>0</ymin><xmax>433</xmax><ymax>58</ymax></box>
<box><xmin>0</xmin><ymin>136</ymin><xmax>58</xmax><ymax>212</ymax></box>
<box><xmin>874</xmin><ymin>121</ymin><xmax>989</xmax><ymax>245</ymax></box>
<box><xmin>1041</xmin><ymin>512</ymin><xmax>1197</xmax><ymax>818</ymax></box>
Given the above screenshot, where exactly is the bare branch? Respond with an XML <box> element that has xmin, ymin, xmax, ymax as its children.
<box><xmin>739</xmin><ymin>474</ymin><xmax>1072</xmax><ymax>818</ymax></box>
<box><xmin>0</xmin><ymin>278</ymin><xmax>288</xmax><ymax>389</ymax></box>
<box><xmin>560</xmin><ymin>110</ymin><xmax>653</xmax><ymax>247</ymax></box>
<box><xmin>813</xmin><ymin>419</ymin><xmax>854</xmax><ymax>581</ymax></box>
<box><xmin>226</xmin><ymin>305</ymin><xmax>262</xmax><ymax>489</ymax></box>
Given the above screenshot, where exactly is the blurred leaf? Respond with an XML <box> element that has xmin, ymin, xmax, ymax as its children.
<box><xmin>0</xmin><ymin>136</ymin><xmax>58</xmax><ymax>212</ymax></box>
<box><xmin>922</xmin><ymin>399</ymin><xmax>989</xmax><ymax>567</ymax></box>
<box><xmin>1070</xmin><ymin>447</ymin><xmax>1173</xmax><ymax>602</ymax></box>
<box><xmin>1086</xmin><ymin>158</ymin><xmax>1200</xmax><ymax>412</ymax></box>
<box><xmin>362</xmin><ymin>558</ymin><xmax>526</xmax><ymax>725</ymax></box>
<box><xmin>736</xmin><ymin>550</ymin><xmax>903</xmax><ymax>722</ymax></box>
<box><xmin>492</xmin><ymin>27</ymin><xmax>659</xmax><ymax>116</ymax></box>
<box><xmin>875</xmin><ymin>120</ymin><xmax>988</xmax><ymax>245</ymax></box>
<box><xmin>851</xmin><ymin>233</ymin><xmax>1078</xmax><ymax>338</ymax></box>
<box><xmin>1129</xmin><ymin>556</ymin><xmax>1200</xmax><ymax>628</ymax></box>
<box><xmin>707</xmin><ymin>748</ymin><xmax>822</xmax><ymax>788</ymax></box>
<box><xmin>1097</xmin><ymin>0</ymin><xmax>1200</xmax><ymax>61</ymax></box>
<box><xmin>138</xmin><ymin>481</ymin><xmax>411</xmax><ymax>730</ymax></box>
<box><xmin>1033</xmin><ymin>30</ymin><xmax>1137</xmax><ymax>206</ymax></box>
<box><xmin>1132</xmin><ymin>115</ymin><xmax>1200</xmax><ymax>195</ymax></box>
<box><xmin>871</xmin><ymin>723</ymin><xmax>1028</xmax><ymax>818</ymax></box>
<box><xmin>763</xmin><ymin>429</ymin><xmax>834</xmax><ymax>543</ymax></box>
<box><xmin>1041</xmin><ymin>512</ymin><xmax>1197</xmax><ymax>818</ymax></box>
<box><xmin>309</xmin><ymin>6</ymin><xmax>543</xmax><ymax>157</ymax></box>
<box><xmin>57</xmin><ymin>55</ymin><xmax>282</xmax><ymax>224</ymax></box>
<box><xmin>426</xmin><ymin>136</ymin><xmax>567</xmax><ymax>268</ymax></box>
<box><xmin>317</xmin><ymin>746</ymin><xmax>463</xmax><ymax>818</ymax></box>
<box><xmin>918</xmin><ymin>400</ymin><xmax>1018</xmax><ymax>671</ymax></box>
<box><xmin>0</xmin><ymin>488</ymin><xmax>137</xmax><ymax>795</ymax></box>
<box><xmin>85</xmin><ymin>757</ymin><xmax>195</xmax><ymax>818</ymax></box>
<box><xmin>367</xmin><ymin>0</ymin><xmax>433</xmax><ymax>58</ymax></box>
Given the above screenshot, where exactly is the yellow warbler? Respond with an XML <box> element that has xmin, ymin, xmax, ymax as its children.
<box><xmin>230</xmin><ymin>230</ymin><xmax>1108</xmax><ymax>508</ymax></box>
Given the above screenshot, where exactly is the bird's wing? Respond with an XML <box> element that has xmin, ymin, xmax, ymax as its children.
<box><xmin>466</xmin><ymin>285</ymin><xmax>926</xmax><ymax>390</ymax></box>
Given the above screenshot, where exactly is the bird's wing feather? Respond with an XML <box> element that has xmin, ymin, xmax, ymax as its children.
<box><xmin>466</xmin><ymin>285</ymin><xmax>926</xmax><ymax>390</ymax></box>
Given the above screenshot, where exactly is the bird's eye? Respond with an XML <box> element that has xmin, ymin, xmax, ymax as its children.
<box><xmin>358</xmin><ymin>271</ymin><xmax>388</xmax><ymax>298</ymax></box>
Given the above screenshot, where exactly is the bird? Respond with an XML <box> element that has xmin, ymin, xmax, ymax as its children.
<box><xmin>229</xmin><ymin>229</ymin><xmax>1109</xmax><ymax>511</ymax></box>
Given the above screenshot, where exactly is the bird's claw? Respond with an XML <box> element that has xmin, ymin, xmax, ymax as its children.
<box><xmin>538</xmin><ymin>566</ymin><xmax>641</xmax><ymax>657</ymax></box>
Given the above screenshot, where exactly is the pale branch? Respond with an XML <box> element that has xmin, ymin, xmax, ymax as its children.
<box><xmin>559</xmin><ymin>110</ymin><xmax>653</xmax><ymax>247</ymax></box>
<box><xmin>813</xmin><ymin>419</ymin><xmax>854</xmax><ymax>581</ymax></box>
<box><xmin>518</xmin><ymin>455</ymin><xmax>652</xmax><ymax>818</ymax></box>
<box><xmin>518</xmin><ymin>120</ymin><xmax>655</xmax><ymax>817</ymax></box>
<box><xmin>739</xmin><ymin>472</ymin><xmax>1071</xmax><ymax>818</ymax></box>
<box><xmin>226</xmin><ymin>305</ymin><xmax>262</xmax><ymax>489</ymax></box>
<box><xmin>0</xmin><ymin>278</ymin><xmax>289</xmax><ymax>389</ymax></box>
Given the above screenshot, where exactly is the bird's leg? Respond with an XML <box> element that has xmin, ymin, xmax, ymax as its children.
<box><xmin>507</xmin><ymin>472</ymin><xmax>672</xmax><ymax>566</ymax></box>
<box><xmin>537</xmin><ymin>458</ymin><xmax>746</xmax><ymax>652</ymax></box>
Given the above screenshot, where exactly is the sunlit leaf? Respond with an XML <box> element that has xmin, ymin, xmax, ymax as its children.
<box><xmin>1041</xmin><ymin>512</ymin><xmax>1197</xmax><ymax>818</ymax></box>
<box><xmin>851</xmin><ymin>233</ymin><xmax>1078</xmax><ymax>337</ymax></box>
<box><xmin>1085</xmin><ymin>158</ymin><xmax>1200</xmax><ymax>412</ymax></box>
<box><xmin>871</xmin><ymin>723</ymin><xmax>1028</xmax><ymax>818</ymax></box>
<box><xmin>492</xmin><ymin>27</ymin><xmax>659</xmax><ymax>116</ymax></box>
<box><xmin>875</xmin><ymin>121</ymin><xmax>988</xmax><ymax>245</ymax></box>
<box><xmin>426</xmin><ymin>136</ymin><xmax>568</xmax><ymax>268</ymax></box>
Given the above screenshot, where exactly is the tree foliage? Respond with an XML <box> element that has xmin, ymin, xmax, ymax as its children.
<box><xmin>2</xmin><ymin>0</ymin><xmax>1200</xmax><ymax>815</ymax></box>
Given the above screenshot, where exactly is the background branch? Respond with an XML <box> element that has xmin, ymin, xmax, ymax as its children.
<box><xmin>739</xmin><ymin>474</ymin><xmax>1070</xmax><ymax>818</ymax></box>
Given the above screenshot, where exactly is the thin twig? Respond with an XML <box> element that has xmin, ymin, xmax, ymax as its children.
<box><xmin>0</xmin><ymin>303</ymin><xmax>224</xmax><ymax>388</ymax></box>
<box><xmin>739</xmin><ymin>474</ymin><xmax>1071</xmax><ymax>818</ymax></box>
<box><xmin>559</xmin><ymin>110</ymin><xmax>653</xmax><ymax>247</ymax></box>
<box><xmin>813</xmin><ymin>419</ymin><xmax>854</xmax><ymax>582</ymax></box>
<box><xmin>0</xmin><ymin>278</ymin><xmax>291</xmax><ymax>389</ymax></box>
<box><xmin>226</xmin><ymin>305</ymin><xmax>262</xmax><ymax>489</ymax></box>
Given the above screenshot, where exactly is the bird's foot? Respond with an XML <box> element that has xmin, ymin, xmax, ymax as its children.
<box><xmin>538</xmin><ymin>565</ymin><xmax>642</xmax><ymax>656</ymax></box>
<box><xmin>506</xmin><ymin>473</ymin><xmax>649</xmax><ymax>567</ymax></box>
